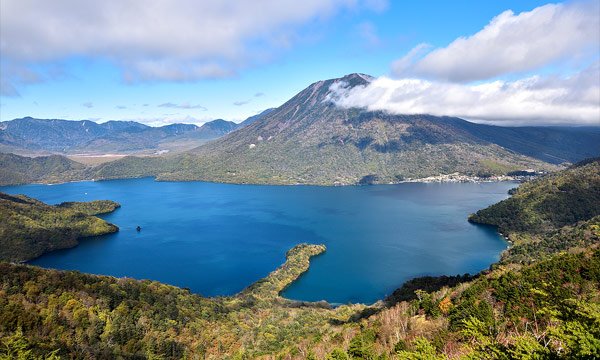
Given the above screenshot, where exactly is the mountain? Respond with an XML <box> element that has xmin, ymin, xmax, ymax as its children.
<box><xmin>0</xmin><ymin>117</ymin><xmax>255</xmax><ymax>155</ymax></box>
<box><xmin>154</xmin><ymin>72</ymin><xmax>598</xmax><ymax>185</ymax></box>
<box><xmin>180</xmin><ymin>119</ymin><xmax>239</xmax><ymax>139</ymax></box>
<box><xmin>95</xmin><ymin>120</ymin><xmax>149</xmax><ymax>132</ymax></box>
<box><xmin>238</xmin><ymin>108</ymin><xmax>276</xmax><ymax>127</ymax></box>
<box><xmin>0</xmin><ymin>192</ymin><xmax>119</xmax><ymax>262</ymax></box>
<box><xmin>0</xmin><ymin>117</ymin><xmax>199</xmax><ymax>154</ymax></box>
<box><xmin>131</xmin><ymin>73</ymin><xmax>563</xmax><ymax>185</ymax></box>
<box><xmin>159</xmin><ymin>114</ymin><xmax>272</xmax><ymax>146</ymax></box>
<box><xmin>449</xmin><ymin>122</ymin><xmax>600</xmax><ymax>164</ymax></box>
<box><xmin>3</xmin><ymin>74</ymin><xmax>599</xmax><ymax>185</ymax></box>
<box><xmin>150</xmin><ymin>118</ymin><xmax>241</xmax><ymax>154</ymax></box>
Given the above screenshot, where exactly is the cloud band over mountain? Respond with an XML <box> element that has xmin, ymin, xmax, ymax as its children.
<box><xmin>329</xmin><ymin>0</ymin><xmax>600</xmax><ymax>126</ymax></box>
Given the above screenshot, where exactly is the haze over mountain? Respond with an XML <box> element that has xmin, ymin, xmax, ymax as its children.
<box><xmin>0</xmin><ymin>116</ymin><xmax>250</xmax><ymax>155</ymax></box>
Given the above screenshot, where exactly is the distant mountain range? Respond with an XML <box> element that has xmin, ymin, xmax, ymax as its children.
<box><xmin>0</xmin><ymin>111</ymin><xmax>273</xmax><ymax>155</ymax></box>
<box><xmin>1</xmin><ymin>73</ymin><xmax>599</xmax><ymax>186</ymax></box>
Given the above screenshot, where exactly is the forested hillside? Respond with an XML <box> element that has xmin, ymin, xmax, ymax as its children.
<box><xmin>470</xmin><ymin>158</ymin><xmax>600</xmax><ymax>263</ymax></box>
<box><xmin>0</xmin><ymin>160</ymin><xmax>599</xmax><ymax>359</ymax></box>
<box><xmin>0</xmin><ymin>193</ymin><xmax>119</xmax><ymax>262</ymax></box>
<box><xmin>0</xmin><ymin>153</ymin><xmax>86</xmax><ymax>185</ymax></box>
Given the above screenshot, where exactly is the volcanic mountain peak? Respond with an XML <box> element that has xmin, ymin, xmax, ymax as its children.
<box><xmin>262</xmin><ymin>73</ymin><xmax>372</xmax><ymax>115</ymax></box>
<box><xmin>335</xmin><ymin>73</ymin><xmax>374</xmax><ymax>86</ymax></box>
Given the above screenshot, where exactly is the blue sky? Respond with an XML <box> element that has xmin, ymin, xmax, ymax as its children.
<box><xmin>1</xmin><ymin>0</ymin><xmax>598</xmax><ymax>126</ymax></box>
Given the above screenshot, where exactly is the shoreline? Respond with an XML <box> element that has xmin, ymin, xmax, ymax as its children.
<box><xmin>0</xmin><ymin>171</ymin><xmax>541</xmax><ymax>188</ymax></box>
<box><xmin>1</xmin><ymin>178</ymin><xmax>523</xmax><ymax>307</ymax></box>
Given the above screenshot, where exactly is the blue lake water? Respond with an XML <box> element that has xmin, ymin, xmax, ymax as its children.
<box><xmin>1</xmin><ymin>178</ymin><xmax>515</xmax><ymax>304</ymax></box>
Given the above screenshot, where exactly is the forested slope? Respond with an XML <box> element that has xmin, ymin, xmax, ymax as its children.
<box><xmin>0</xmin><ymin>193</ymin><xmax>119</xmax><ymax>262</ymax></box>
<box><xmin>1</xmin><ymin>160</ymin><xmax>599</xmax><ymax>359</ymax></box>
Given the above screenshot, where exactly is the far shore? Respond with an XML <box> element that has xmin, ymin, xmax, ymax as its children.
<box><xmin>2</xmin><ymin>172</ymin><xmax>538</xmax><ymax>188</ymax></box>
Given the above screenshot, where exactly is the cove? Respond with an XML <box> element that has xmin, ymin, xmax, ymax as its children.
<box><xmin>1</xmin><ymin>178</ymin><xmax>515</xmax><ymax>304</ymax></box>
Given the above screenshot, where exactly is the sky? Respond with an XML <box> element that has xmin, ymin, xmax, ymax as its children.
<box><xmin>0</xmin><ymin>0</ymin><xmax>598</xmax><ymax>126</ymax></box>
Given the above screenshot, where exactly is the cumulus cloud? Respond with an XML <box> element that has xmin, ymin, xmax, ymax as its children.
<box><xmin>0</xmin><ymin>0</ymin><xmax>382</xmax><ymax>91</ymax></box>
<box><xmin>328</xmin><ymin>1</ymin><xmax>600</xmax><ymax>126</ymax></box>
<box><xmin>327</xmin><ymin>62</ymin><xmax>600</xmax><ymax>126</ymax></box>
<box><xmin>394</xmin><ymin>1</ymin><xmax>600</xmax><ymax>82</ymax></box>
<box><xmin>158</xmin><ymin>102</ymin><xmax>207</xmax><ymax>110</ymax></box>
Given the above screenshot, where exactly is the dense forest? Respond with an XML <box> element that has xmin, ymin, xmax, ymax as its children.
<box><xmin>0</xmin><ymin>193</ymin><xmax>119</xmax><ymax>262</ymax></box>
<box><xmin>469</xmin><ymin>158</ymin><xmax>600</xmax><ymax>264</ymax></box>
<box><xmin>0</xmin><ymin>153</ymin><xmax>87</xmax><ymax>186</ymax></box>
<box><xmin>0</xmin><ymin>160</ymin><xmax>599</xmax><ymax>359</ymax></box>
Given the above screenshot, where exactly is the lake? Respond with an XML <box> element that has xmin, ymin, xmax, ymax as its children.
<box><xmin>1</xmin><ymin>178</ymin><xmax>515</xmax><ymax>304</ymax></box>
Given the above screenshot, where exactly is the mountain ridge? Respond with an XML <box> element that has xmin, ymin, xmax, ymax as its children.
<box><xmin>0</xmin><ymin>116</ymin><xmax>251</xmax><ymax>155</ymax></box>
<box><xmin>1</xmin><ymin>73</ymin><xmax>599</xmax><ymax>185</ymax></box>
<box><xmin>151</xmin><ymin>73</ymin><xmax>581</xmax><ymax>184</ymax></box>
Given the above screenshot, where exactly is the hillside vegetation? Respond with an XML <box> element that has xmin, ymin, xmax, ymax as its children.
<box><xmin>56</xmin><ymin>200</ymin><xmax>121</xmax><ymax>215</ymax></box>
<box><xmin>470</xmin><ymin>159</ymin><xmax>600</xmax><ymax>263</ymax></box>
<box><xmin>0</xmin><ymin>153</ymin><xmax>86</xmax><ymax>185</ymax></box>
<box><xmin>1</xmin><ymin>245</ymin><xmax>597</xmax><ymax>359</ymax></box>
<box><xmin>0</xmin><ymin>193</ymin><xmax>119</xmax><ymax>262</ymax></box>
<box><xmin>1</xmin><ymin>159</ymin><xmax>599</xmax><ymax>359</ymax></box>
<box><xmin>0</xmin><ymin>244</ymin><xmax>368</xmax><ymax>359</ymax></box>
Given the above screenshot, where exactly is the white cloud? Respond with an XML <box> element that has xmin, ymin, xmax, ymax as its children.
<box><xmin>0</xmin><ymin>62</ymin><xmax>45</xmax><ymax>96</ymax></box>
<box><xmin>0</xmin><ymin>79</ymin><xmax>19</xmax><ymax>97</ymax></box>
<box><xmin>327</xmin><ymin>62</ymin><xmax>600</xmax><ymax>126</ymax></box>
<box><xmin>130</xmin><ymin>115</ymin><xmax>213</xmax><ymax>127</ymax></box>
<box><xmin>0</xmin><ymin>0</ymin><xmax>380</xmax><ymax>89</ymax></box>
<box><xmin>395</xmin><ymin>1</ymin><xmax>600</xmax><ymax>82</ymax></box>
<box><xmin>328</xmin><ymin>1</ymin><xmax>600</xmax><ymax>126</ymax></box>
<box><xmin>362</xmin><ymin>0</ymin><xmax>389</xmax><ymax>13</ymax></box>
<box><xmin>357</xmin><ymin>22</ymin><xmax>381</xmax><ymax>47</ymax></box>
<box><xmin>157</xmin><ymin>102</ymin><xmax>207</xmax><ymax>110</ymax></box>
<box><xmin>233</xmin><ymin>100</ymin><xmax>251</xmax><ymax>106</ymax></box>
<box><xmin>391</xmin><ymin>43</ymin><xmax>431</xmax><ymax>75</ymax></box>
